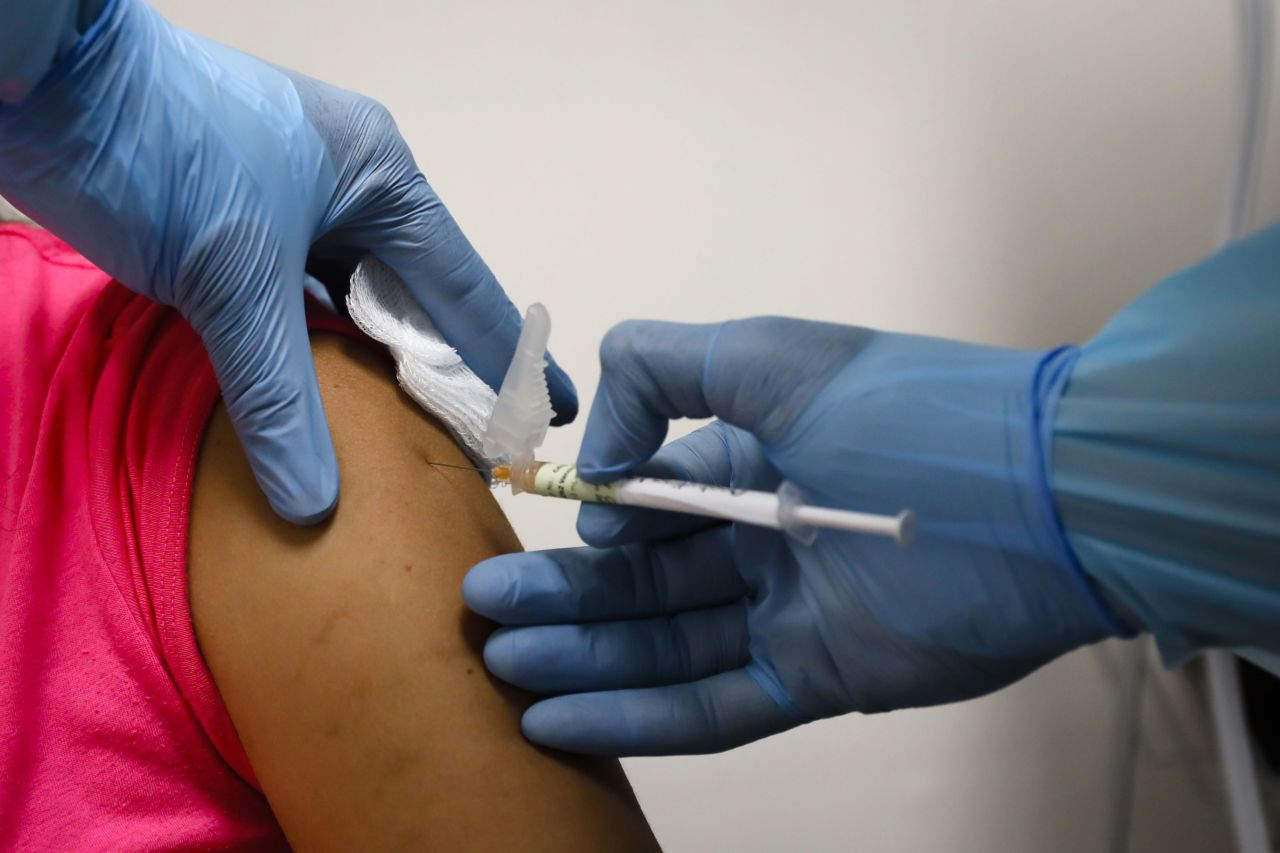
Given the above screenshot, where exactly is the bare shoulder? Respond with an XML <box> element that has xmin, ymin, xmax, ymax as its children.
<box><xmin>189</xmin><ymin>332</ymin><xmax>658</xmax><ymax>852</ymax></box>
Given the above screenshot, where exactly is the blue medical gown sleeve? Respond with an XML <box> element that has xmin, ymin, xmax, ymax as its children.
<box><xmin>1053</xmin><ymin>221</ymin><xmax>1280</xmax><ymax>668</ymax></box>
<box><xmin>0</xmin><ymin>0</ymin><xmax>106</xmax><ymax>104</ymax></box>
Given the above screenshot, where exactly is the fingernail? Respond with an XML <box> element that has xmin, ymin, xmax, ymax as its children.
<box><xmin>461</xmin><ymin>559</ymin><xmax>504</xmax><ymax>617</ymax></box>
<box><xmin>482</xmin><ymin>628</ymin><xmax>517</xmax><ymax>680</ymax></box>
<box><xmin>576</xmin><ymin>456</ymin><xmax>638</xmax><ymax>482</ymax></box>
<box><xmin>575</xmin><ymin>503</ymin><xmax>628</xmax><ymax>545</ymax></box>
<box><xmin>267</xmin><ymin>456</ymin><xmax>339</xmax><ymax>526</ymax></box>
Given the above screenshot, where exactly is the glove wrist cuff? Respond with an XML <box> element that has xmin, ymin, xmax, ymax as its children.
<box><xmin>1029</xmin><ymin>346</ymin><xmax>1130</xmax><ymax>640</ymax></box>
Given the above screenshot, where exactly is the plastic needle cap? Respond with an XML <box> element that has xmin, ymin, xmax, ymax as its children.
<box><xmin>482</xmin><ymin>303</ymin><xmax>554</xmax><ymax>466</ymax></box>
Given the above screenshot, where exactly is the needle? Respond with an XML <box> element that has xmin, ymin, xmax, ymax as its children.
<box><xmin>426</xmin><ymin>460</ymin><xmax>491</xmax><ymax>474</ymax></box>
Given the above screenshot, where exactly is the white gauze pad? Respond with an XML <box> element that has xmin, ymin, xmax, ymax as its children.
<box><xmin>346</xmin><ymin>257</ymin><xmax>499</xmax><ymax>468</ymax></box>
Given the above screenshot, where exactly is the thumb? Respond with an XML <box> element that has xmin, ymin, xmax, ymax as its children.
<box><xmin>189</xmin><ymin>272</ymin><xmax>339</xmax><ymax>525</ymax></box>
<box><xmin>576</xmin><ymin>420</ymin><xmax>773</xmax><ymax>547</ymax></box>
<box><xmin>577</xmin><ymin>317</ymin><xmax>872</xmax><ymax>481</ymax></box>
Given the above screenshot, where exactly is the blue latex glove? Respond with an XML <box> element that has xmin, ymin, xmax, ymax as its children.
<box><xmin>464</xmin><ymin>318</ymin><xmax>1123</xmax><ymax>755</ymax></box>
<box><xmin>0</xmin><ymin>0</ymin><xmax>576</xmax><ymax>524</ymax></box>
<box><xmin>0</xmin><ymin>1</ymin><xmax>104</xmax><ymax>103</ymax></box>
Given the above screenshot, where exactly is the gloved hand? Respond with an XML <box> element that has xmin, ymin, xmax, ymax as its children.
<box><xmin>0</xmin><ymin>0</ymin><xmax>576</xmax><ymax>524</ymax></box>
<box><xmin>464</xmin><ymin>317</ymin><xmax>1125</xmax><ymax>755</ymax></box>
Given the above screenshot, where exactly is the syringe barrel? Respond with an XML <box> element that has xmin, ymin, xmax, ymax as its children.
<box><xmin>510</xmin><ymin>461</ymin><xmax>911</xmax><ymax>544</ymax></box>
<box><xmin>613</xmin><ymin>477</ymin><xmax>781</xmax><ymax>527</ymax></box>
<box><xmin>516</xmin><ymin>461</ymin><xmax>622</xmax><ymax>503</ymax></box>
<box><xmin>514</xmin><ymin>462</ymin><xmax>783</xmax><ymax>526</ymax></box>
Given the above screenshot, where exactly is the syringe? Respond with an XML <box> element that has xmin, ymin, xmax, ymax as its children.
<box><xmin>492</xmin><ymin>461</ymin><xmax>915</xmax><ymax>546</ymax></box>
<box><xmin>481</xmin><ymin>303</ymin><xmax>916</xmax><ymax>547</ymax></box>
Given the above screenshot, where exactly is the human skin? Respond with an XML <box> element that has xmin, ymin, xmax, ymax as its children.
<box><xmin>188</xmin><ymin>332</ymin><xmax>660</xmax><ymax>852</ymax></box>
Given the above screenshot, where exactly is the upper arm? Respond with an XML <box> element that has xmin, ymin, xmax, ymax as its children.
<box><xmin>188</xmin><ymin>332</ymin><xmax>658</xmax><ymax>852</ymax></box>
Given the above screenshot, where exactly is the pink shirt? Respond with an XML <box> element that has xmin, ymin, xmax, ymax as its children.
<box><xmin>0</xmin><ymin>224</ymin><xmax>336</xmax><ymax>849</ymax></box>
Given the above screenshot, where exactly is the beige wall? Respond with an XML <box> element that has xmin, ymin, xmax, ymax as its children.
<box><xmin>145</xmin><ymin>2</ymin><xmax>1280</xmax><ymax>849</ymax></box>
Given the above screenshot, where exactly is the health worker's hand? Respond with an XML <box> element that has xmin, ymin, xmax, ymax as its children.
<box><xmin>464</xmin><ymin>317</ymin><xmax>1124</xmax><ymax>755</ymax></box>
<box><xmin>0</xmin><ymin>0</ymin><xmax>576</xmax><ymax>524</ymax></box>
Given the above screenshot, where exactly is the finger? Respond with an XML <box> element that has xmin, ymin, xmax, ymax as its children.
<box><xmin>577</xmin><ymin>317</ymin><xmax>871</xmax><ymax>480</ymax></box>
<box><xmin>520</xmin><ymin>670</ymin><xmax>798</xmax><ymax>756</ymax></box>
<box><xmin>283</xmin><ymin>78</ymin><xmax>577</xmax><ymax>422</ymax></box>
<box><xmin>462</xmin><ymin>525</ymin><xmax>746</xmax><ymax>625</ymax></box>
<box><xmin>187</xmin><ymin>270</ymin><xmax>338</xmax><ymax>525</ymax></box>
<box><xmin>577</xmin><ymin>420</ymin><xmax>778</xmax><ymax>547</ymax></box>
<box><xmin>364</xmin><ymin>175</ymin><xmax>578</xmax><ymax>424</ymax></box>
<box><xmin>483</xmin><ymin>602</ymin><xmax>748</xmax><ymax>693</ymax></box>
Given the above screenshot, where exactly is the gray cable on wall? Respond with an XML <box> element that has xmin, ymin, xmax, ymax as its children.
<box><xmin>1209</xmin><ymin>2</ymin><xmax>1273</xmax><ymax>852</ymax></box>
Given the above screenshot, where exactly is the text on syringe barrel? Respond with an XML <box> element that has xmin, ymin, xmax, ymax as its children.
<box><xmin>530</xmin><ymin>462</ymin><xmax>786</xmax><ymax>529</ymax></box>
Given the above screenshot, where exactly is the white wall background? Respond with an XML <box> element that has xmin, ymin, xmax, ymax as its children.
<box><xmin>150</xmin><ymin>1</ymin><xmax>1280</xmax><ymax>849</ymax></box>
